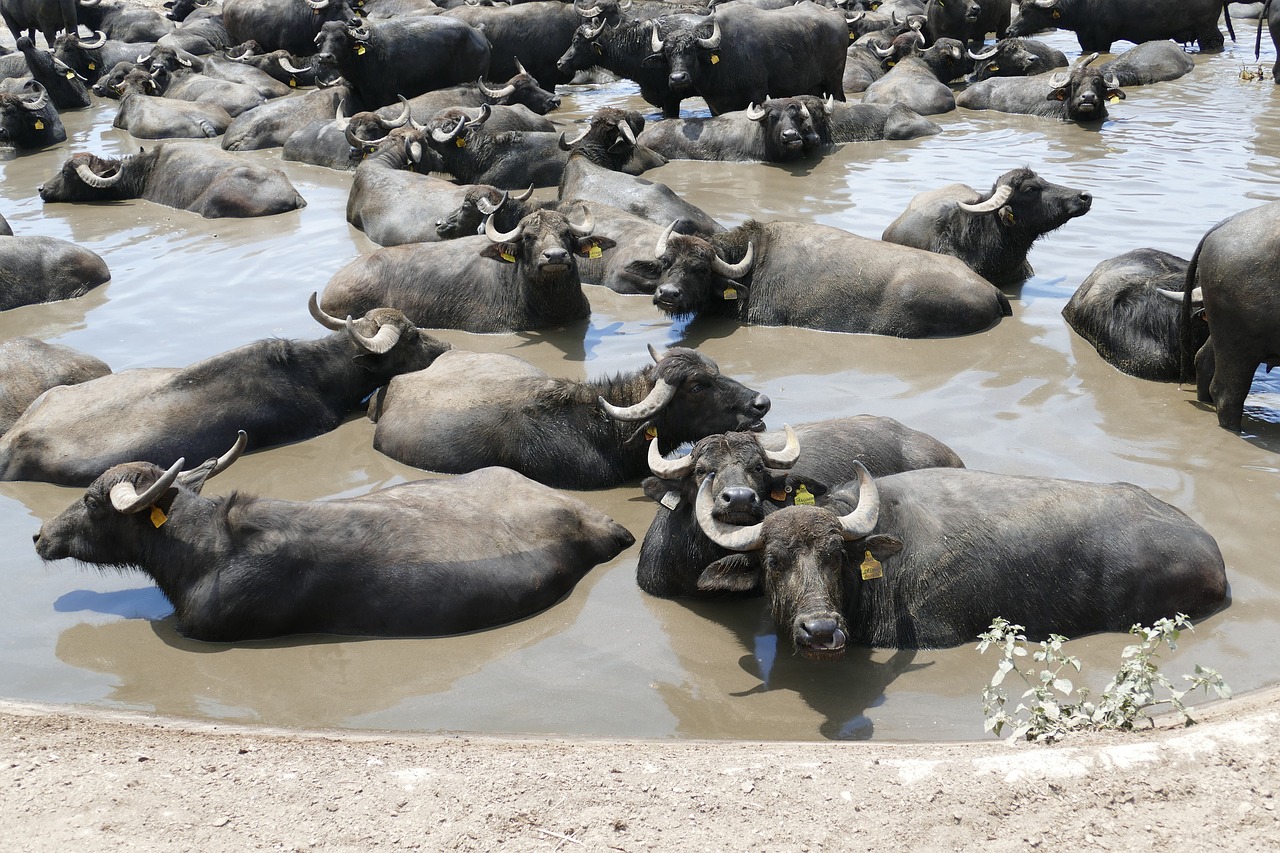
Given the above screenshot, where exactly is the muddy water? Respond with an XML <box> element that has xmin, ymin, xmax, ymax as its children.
<box><xmin>2</xmin><ymin>28</ymin><xmax>1280</xmax><ymax>741</ymax></box>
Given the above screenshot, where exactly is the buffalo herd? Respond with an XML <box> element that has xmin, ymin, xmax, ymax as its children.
<box><xmin>2</xmin><ymin>0</ymin><xmax>1263</xmax><ymax>686</ymax></box>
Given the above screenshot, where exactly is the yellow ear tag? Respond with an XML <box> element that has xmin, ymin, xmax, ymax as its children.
<box><xmin>33</xmin><ymin>119</ymin><xmax>43</xmax><ymax>130</ymax></box>
<box><xmin>988</xmin><ymin>64</ymin><xmax>999</xmax><ymax>72</ymax></box>
<box><xmin>860</xmin><ymin>550</ymin><xmax>883</xmax><ymax>580</ymax></box>
<box><xmin>710</xmin><ymin>53</ymin><xmax>720</xmax><ymax>64</ymax></box>
<box><xmin>594</xmin><ymin>43</ymin><xmax>603</xmax><ymax>55</ymax></box>
<box><xmin>65</xmin><ymin>70</ymin><xmax>75</xmax><ymax>79</ymax></box>
<box><xmin>794</xmin><ymin>484</ymin><xmax>815</xmax><ymax>506</ymax></box>
<box><xmin>500</xmin><ymin>250</ymin><xmax>516</xmax><ymax>262</ymax></box>
<box><xmin>849</xmin><ymin>32</ymin><xmax>855</xmax><ymax>40</ymax></box>
<box><xmin>722</xmin><ymin>287</ymin><xmax>738</xmax><ymax>300</ymax></box>
<box><xmin>1052</xmin><ymin>9</ymin><xmax>1060</xmax><ymax>18</ymax></box>
<box><xmin>1000</xmin><ymin>209</ymin><xmax>1015</xmax><ymax>225</ymax></box>
<box><xmin>588</xmin><ymin>244</ymin><xmax>603</xmax><ymax>259</ymax></box>
<box><xmin>455</xmin><ymin>137</ymin><xmax>466</xmax><ymax>148</ymax></box>
<box><xmin>289</xmin><ymin>77</ymin><xmax>297</xmax><ymax>87</ymax></box>
<box><xmin>644</xmin><ymin>425</ymin><xmax>658</xmax><ymax>441</ymax></box>
<box><xmin>770</xmin><ymin>487</ymin><xmax>786</xmax><ymax>502</ymax></box>
<box><xmin>1108</xmin><ymin>95</ymin><xmax>1120</xmax><ymax>104</ymax></box>
<box><xmin>88</xmin><ymin>62</ymin><xmax>96</xmax><ymax>70</ymax></box>
<box><xmin>886</xmin><ymin>60</ymin><xmax>896</xmax><ymax>68</ymax></box>
<box><xmin>149</xmin><ymin>506</ymin><xmax>168</xmax><ymax>528</ymax></box>
<box><xmin>355</xmin><ymin>44</ymin><xmax>366</xmax><ymax>55</ymax></box>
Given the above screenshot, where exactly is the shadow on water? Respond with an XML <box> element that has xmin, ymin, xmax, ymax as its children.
<box><xmin>54</xmin><ymin>587</ymin><xmax>173</xmax><ymax>621</ymax></box>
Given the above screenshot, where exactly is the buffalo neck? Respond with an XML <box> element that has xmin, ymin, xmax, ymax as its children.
<box><xmin>131</xmin><ymin>489</ymin><xmax>229</xmax><ymax>616</ymax></box>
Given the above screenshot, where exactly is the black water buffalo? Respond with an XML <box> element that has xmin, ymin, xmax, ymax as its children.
<box><xmin>76</xmin><ymin>0</ymin><xmax>174</xmax><ymax>42</ymax></box>
<box><xmin>143</xmin><ymin>45</ymin><xmax>265</xmax><ymax>116</ymax></box>
<box><xmin>637</xmin><ymin>96</ymin><xmax>833</xmax><ymax>163</ymax></box>
<box><xmin>971</xmin><ymin>0</ymin><xmax>1010</xmax><ymax>46</ymax></box>
<box><xmin>13</xmin><ymin>35</ymin><xmax>91</xmax><ymax>109</ymax></box>
<box><xmin>863</xmin><ymin>36</ymin><xmax>967</xmax><ymax>114</ymax></box>
<box><xmin>53</xmin><ymin>29</ymin><xmax>151</xmax><ymax>83</ymax></box>
<box><xmin>0</xmin><ymin>297</ymin><xmax>451</xmax><ymax>486</ymax></box>
<box><xmin>554</xmin><ymin>198</ymin><xmax>687</xmax><ymax>293</ymax></box>
<box><xmin>648</xmin><ymin>4</ymin><xmax>848</xmax><ymax>115</ymax></box>
<box><xmin>694</xmin><ymin>463</ymin><xmax>1227</xmax><ymax>652</ymax></box>
<box><xmin>368</xmin><ymin>345</ymin><xmax>771</xmax><ymax>489</ymax></box>
<box><xmin>282</xmin><ymin>96</ymin><xmax>417</xmax><ymax>170</ymax></box>
<box><xmin>638</xmin><ymin>419</ymin><xmax>965</xmax><ymax>599</ymax></box>
<box><xmin>424</xmin><ymin>105</ymin><xmax>567</xmax><ymax>188</ymax></box>
<box><xmin>372</xmin><ymin>81</ymin><xmax>563</xmax><ymax>129</ymax></box>
<box><xmin>922</xmin><ymin>0</ymin><xmax>979</xmax><ymax>45</ymax></box>
<box><xmin>40</xmin><ymin>143</ymin><xmax>305</xmax><ymax>217</ymax></box>
<box><xmin>321</xmin><ymin>208</ymin><xmax>615</xmax><ymax>332</ymax></box>
<box><xmin>1007</xmin><ymin>0</ymin><xmax>1231</xmax><ymax>54</ymax></box>
<box><xmin>223</xmin><ymin>43</ymin><xmax>318</xmax><ymax>89</ymax></box>
<box><xmin>435</xmin><ymin>184</ymin><xmax>541</xmax><ymax>241</ymax></box>
<box><xmin>827</xmin><ymin>101</ymin><xmax>940</xmax><ymax>141</ymax></box>
<box><xmin>221</xmin><ymin>84</ymin><xmax>343</xmax><ymax>150</ymax></box>
<box><xmin>881</xmin><ymin>168</ymin><xmax>1092</xmax><ymax>285</ymax></box>
<box><xmin>559</xmin><ymin>107</ymin><xmax>722</xmax><ymax>235</ymax></box>
<box><xmin>307</xmin><ymin>16</ymin><xmax>491</xmax><ymax>110</ymax></box>
<box><xmin>113</xmin><ymin>67</ymin><xmax>232</xmax><ymax>138</ymax></box>
<box><xmin>965</xmin><ymin>37</ymin><xmax>1066</xmax><ymax>82</ymax></box>
<box><xmin>442</xmin><ymin>0</ymin><xmax>580</xmax><ymax>85</ymax></box>
<box><xmin>1268</xmin><ymin>0</ymin><xmax>1280</xmax><ymax>81</ymax></box>
<box><xmin>0</xmin><ymin>82</ymin><xmax>63</xmax><ymax>148</ymax></box>
<box><xmin>955</xmin><ymin>52</ymin><xmax>1125</xmax><ymax>123</ymax></box>
<box><xmin>1097</xmin><ymin>40</ymin><xmax>1194</xmax><ymax>87</ymax></box>
<box><xmin>1179</xmin><ymin>200</ymin><xmax>1280</xmax><ymax>431</ymax></box>
<box><xmin>0</xmin><ymin>338</ymin><xmax>110</xmax><ymax>435</ymax></box>
<box><xmin>1062</xmin><ymin>248</ymin><xmax>1207</xmax><ymax>382</ymax></box>
<box><xmin>842</xmin><ymin>39</ymin><xmax>889</xmax><ymax>93</ymax></box>
<box><xmin>1</xmin><ymin>0</ymin><xmax>75</xmax><ymax>46</ymax></box>
<box><xmin>646</xmin><ymin>219</ymin><xmax>1010</xmax><ymax>337</ymax></box>
<box><xmin>223</xmin><ymin>0</ymin><xmax>357</xmax><ymax>55</ymax></box>
<box><xmin>0</xmin><ymin>234</ymin><xmax>110</xmax><ymax>310</ymax></box>
<box><xmin>34</xmin><ymin>453</ymin><xmax>634</xmax><ymax>642</ymax></box>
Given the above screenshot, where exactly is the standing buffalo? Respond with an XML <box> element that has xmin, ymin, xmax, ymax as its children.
<box><xmin>881</xmin><ymin>168</ymin><xmax>1092</xmax><ymax>285</ymax></box>
<box><xmin>39</xmin><ymin>143</ymin><xmax>306</xmax><ymax>217</ymax></box>
<box><xmin>34</xmin><ymin>449</ymin><xmax>635</xmax><ymax>642</ymax></box>
<box><xmin>955</xmin><ymin>52</ymin><xmax>1125</xmax><ymax>123</ymax></box>
<box><xmin>0</xmin><ymin>296</ymin><xmax>451</xmax><ymax>486</ymax></box>
<box><xmin>645</xmin><ymin>219</ymin><xmax>1011</xmax><ymax>337</ymax></box>
<box><xmin>223</xmin><ymin>0</ymin><xmax>357</xmax><ymax>55</ymax></box>
<box><xmin>1063</xmin><ymin>248</ymin><xmax>1207</xmax><ymax>382</ymax></box>
<box><xmin>1</xmin><ymin>0</ymin><xmax>76</xmax><ymax>46</ymax></box>
<box><xmin>1007</xmin><ymin>0</ymin><xmax>1232</xmax><ymax>54</ymax></box>
<box><xmin>320</xmin><ymin>208</ymin><xmax>615</xmax><ymax>332</ymax></box>
<box><xmin>639</xmin><ymin>419</ymin><xmax>965</xmax><ymax>599</ymax></box>
<box><xmin>1179</xmin><ymin>200</ymin><xmax>1280</xmax><ymax>431</ymax></box>
<box><xmin>694</xmin><ymin>463</ymin><xmax>1227</xmax><ymax>652</ymax></box>
<box><xmin>368</xmin><ymin>345</ymin><xmax>771</xmax><ymax>489</ymax></box>
<box><xmin>0</xmin><ymin>338</ymin><xmax>110</xmax><ymax>435</ymax></box>
<box><xmin>442</xmin><ymin>0</ymin><xmax>580</xmax><ymax>85</ymax></box>
<box><xmin>636</xmin><ymin>96</ymin><xmax>834</xmax><ymax>163</ymax></box>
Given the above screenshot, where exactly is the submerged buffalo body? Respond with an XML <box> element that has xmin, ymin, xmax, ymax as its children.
<box><xmin>35</xmin><ymin>459</ymin><xmax>634</xmax><ymax>642</ymax></box>
<box><xmin>695</xmin><ymin>465</ymin><xmax>1228</xmax><ymax>652</ymax></box>
<box><xmin>0</xmin><ymin>337</ymin><xmax>110</xmax><ymax>434</ymax></box>
<box><xmin>0</xmin><ymin>235</ymin><xmax>110</xmax><ymax>310</ymax></box>
<box><xmin>955</xmin><ymin>53</ymin><xmax>1125</xmax><ymax>124</ymax></box>
<box><xmin>636</xmin><ymin>96</ymin><xmax>834</xmax><ymax>163</ymax></box>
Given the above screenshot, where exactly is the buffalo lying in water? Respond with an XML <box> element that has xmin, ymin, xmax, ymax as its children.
<box><xmin>34</xmin><ymin>444</ymin><xmax>635</xmax><ymax>642</ymax></box>
<box><xmin>0</xmin><ymin>234</ymin><xmax>110</xmax><ymax>310</ymax></box>
<box><xmin>0</xmin><ymin>338</ymin><xmax>110</xmax><ymax>435</ymax></box>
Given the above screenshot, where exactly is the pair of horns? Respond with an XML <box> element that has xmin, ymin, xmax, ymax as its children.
<box><xmin>648</xmin><ymin>424</ymin><xmax>800</xmax><ymax>480</ymax></box>
<box><xmin>476</xmin><ymin>184</ymin><xmax>534</xmax><ymax>216</ymax></box>
<box><xmin>654</xmin><ymin>221</ymin><xmax>754</xmax><ymax>279</ymax></box>
<box><xmin>109</xmin><ymin>431</ymin><xmax>248</xmax><ymax>513</ymax></box>
<box><xmin>309</xmin><ymin>292</ymin><xmax>404</xmax><ymax>354</ymax></box>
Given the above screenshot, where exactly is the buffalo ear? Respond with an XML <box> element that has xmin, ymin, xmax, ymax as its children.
<box><xmin>1106</xmin><ymin>87</ymin><xmax>1125</xmax><ymax>101</ymax></box>
<box><xmin>480</xmin><ymin>242</ymin><xmax>519</xmax><ymax>263</ymax></box>
<box><xmin>1047</xmin><ymin>86</ymin><xmax>1067</xmax><ymax>102</ymax></box>
<box><xmin>861</xmin><ymin>534</ymin><xmax>903</xmax><ymax>562</ymax></box>
<box><xmin>697</xmin><ymin>554</ymin><xmax>761</xmax><ymax>593</ymax></box>
<box><xmin>765</xmin><ymin>473</ymin><xmax>830</xmax><ymax>505</ymax></box>
<box><xmin>576</xmin><ymin>235</ymin><xmax>615</xmax><ymax>256</ymax></box>
<box><xmin>642</xmin><ymin>475</ymin><xmax>671</xmax><ymax>502</ymax></box>
<box><xmin>151</xmin><ymin>486</ymin><xmax>180</xmax><ymax>515</ymax></box>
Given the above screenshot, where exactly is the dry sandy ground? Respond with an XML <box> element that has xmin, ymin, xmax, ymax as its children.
<box><xmin>3</xmin><ymin>691</ymin><xmax>1280</xmax><ymax>852</ymax></box>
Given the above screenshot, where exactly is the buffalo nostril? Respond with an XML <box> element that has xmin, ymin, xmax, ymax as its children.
<box><xmin>802</xmin><ymin>617</ymin><xmax>842</xmax><ymax>644</ymax></box>
<box><xmin>656</xmin><ymin>284</ymin><xmax>680</xmax><ymax>301</ymax></box>
<box><xmin>669</xmin><ymin>72</ymin><xmax>688</xmax><ymax>85</ymax></box>
<box><xmin>752</xmin><ymin>393</ymin><xmax>771</xmax><ymax>414</ymax></box>
<box><xmin>31</xmin><ymin>532</ymin><xmax>39</xmax><ymax>545</ymax></box>
<box><xmin>1079</xmin><ymin>192</ymin><xmax>1093</xmax><ymax>203</ymax></box>
<box><xmin>543</xmin><ymin>248</ymin><xmax>569</xmax><ymax>263</ymax></box>
<box><xmin>718</xmin><ymin>487</ymin><xmax>758</xmax><ymax>511</ymax></box>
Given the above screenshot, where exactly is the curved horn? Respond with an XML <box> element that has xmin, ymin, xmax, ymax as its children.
<box><xmin>430</xmin><ymin>114</ymin><xmax>465</xmax><ymax>143</ymax></box>
<box><xmin>74</xmin><ymin>161</ymin><xmax>122</xmax><ymax>188</ymax></box>
<box><xmin>1076</xmin><ymin>51</ymin><xmax>1099</xmax><ymax>67</ymax></box>
<box><xmin>1158</xmin><ymin>287</ymin><xmax>1204</xmax><ymax>304</ymax></box>
<box><xmin>308</xmin><ymin>291</ymin><xmax>346</xmax><ymax>330</ymax></box>
<box><xmin>1104</xmin><ymin>72</ymin><xmax>1121</xmax><ymax>89</ymax></box>
<box><xmin>710</xmin><ymin>242</ymin><xmax>753</xmax><ymax>279</ymax></box>
<box><xmin>696</xmin><ymin>17</ymin><xmax>721</xmax><ymax>49</ymax></box>
<box><xmin>581</xmin><ymin>16</ymin><xmax>607</xmax><ymax>39</ymax></box>
<box><xmin>968</xmin><ymin>44</ymin><xmax>998</xmax><ymax>60</ymax></box>
<box><xmin>175</xmin><ymin>53</ymin><xmax>192</xmax><ymax>67</ymax></box>
<box><xmin>650</xmin><ymin>21</ymin><xmax>664</xmax><ymax>52</ymax></box>
<box><xmin>846</xmin><ymin>11</ymin><xmax>865</xmax><ymax>23</ymax></box>
<box><xmin>465</xmin><ymin>102</ymin><xmax>491</xmax><ymax>127</ymax></box>
<box><xmin>957</xmin><ymin>182</ymin><xmax>1014</xmax><ymax>214</ymax></box>
<box><xmin>1047</xmin><ymin>71</ymin><xmax>1068</xmax><ymax>87</ymax></box>
<box><xmin>485</xmin><ymin>213</ymin><xmax>525</xmax><ymax>243</ymax></box>
<box><xmin>383</xmin><ymin>95</ymin><xmax>411</xmax><ymax>128</ymax></box>
<box><xmin>514</xmin><ymin>57</ymin><xmax>529</xmax><ymax>76</ymax></box>
<box><xmin>476</xmin><ymin>77</ymin><xmax>516</xmax><ymax>99</ymax></box>
<box><xmin>136</xmin><ymin>52</ymin><xmax>149</xmax><ymax>63</ymax></box>
<box><xmin>334</xmin><ymin>98</ymin><xmax>349</xmax><ymax>129</ymax></box>
<box><xmin>346</xmin><ymin>123</ymin><xmax>385</xmax><ymax>149</ymax></box>
<box><xmin>80</xmin><ymin>0</ymin><xmax>102</xmax><ymax>6</ymax></box>
<box><xmin>654</xmin><ymin>220</ymin><xmax>677</xmax><ymax>259</ymax></box>
<box><xmin>745</xmin><ymin>102</ymin><xmax>767</xmax><ymax>121</ymax></box>
<box><xmin>475</xmin><ymin>188</ymin><xmax>508</xmax><ymax>216</ymax></box>
<box><xmin>346</xmin><ymin>315</ymin><xmax>402</xmax><ymax>354</ymax></box>
<box><xmin>647</xmin><ymin>342</ymin><xmax>663</xmax><ymax>364</ymax></box>
<box><xmin>307</xmin><ymin>0</ymin><xmax>331</xmax><ymax>7</ymax></box>
<box><xmin>558</xmin><ymin>125</ymin><xmax>589</xmax><ymax>150</ymax></box>
<box><xmin>1032</xmin><ymin>0</ymin><xmax>1057</xmax><ymax>7</ymax></box>
<box><xmin>760</xmin><ymin>424</ymin><xmax>800</xmax><ymax>469</ymax></box>
<box><xmin>823</xmin><ymin>93</ymin><xmax>834</xmax><ymax>114</ymax></box>
<box><xmin>834</xmin><ymin>462</ymin><xmax>880</xmax><ymax>541</ymax></box>
<box><xmin>616</xmin><ymin>117</ymin><xmax>637</xmax><ymax>145</ymax></box>
<box><xmin>278</xmin><ymin>56</ymin><xmax>312</xmax><ymax>74</ymax></box>
<box><xmin>19</xmin><ymin>84</ymin><xmax>48</xmax><ymax>111</ymax></box>
<box><xmin>348</xmin><ymin>24</ymin><xmax>371</xmax><ymax>40</ymax></box>
<box><xmin>871</xmin><ymin>40</ymin><xmax>894</xmax><ymax>58</ymax></box>
<box><xmin>109</xmin><ymin>457</ymin><xmax>184</xmax><ymax>514</ymax></box>
<box><xmin>178</xmin><ymin>430</ymin><xmax>248</xmax><ymax>486</ymax></box>
<box><xmin>648</xmin><ymin>438</ymin><xmax>696</xmax><ymax>479</ymax></box>
<box><xmin>695</xmin><ymin>475</ymin><xmax>765</xmax><ymax>551</ymax></box>
<box><xmin>598</xmin><ymin>378</ymin><xmax>677</xmax><ymax>421</ymax></box>
<box><xmin>567</xmin><ymin>207</ymin><xmax>594</xmax><ymax>236</ymax></box>
<box><xmin>80</xmin><ymin>30</ymin><xmax>107</xmax><ymax>49</ymax></box>
<box><xmin>513</xmin><ymin>184</ymin><xmax>534</xmax><ymax>202</ymax></box>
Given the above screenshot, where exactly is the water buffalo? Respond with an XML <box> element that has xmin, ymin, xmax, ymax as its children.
<box><xmin>881</xmin><ymin>168</ymin><xmax>1092</xmax><ymax>285</ymax></box>
<box><xmin>645</xmin><ymin>219</ymin><xmax>1010</xmax><ymax>337</ymax></box>
<box><xmin>372</xmin><ymin>83</ymin><xmax>562</xmax><ymax>129</ymax></box>
<box><xmin>221</xmin><ymin>84</ymin><xmax>344</xmax><ymax>151</ymax></box>
<box><xmin>965</xmin><ymin>37</ymin><xmax>1067</xmax><ymax>82</ymax></box>
<box><xmin>694</xmin><ymin>463</ymin><xmax>1228</xmax><ymax>652</ymax></box>
<box><xmin>34</xmin><ymin>450</ymin><xmax>635</xmax><ymax>642</ymax></box>
<box><xmin>424</xmin><ymin>105</ymin><xmax>568</xmax><ymax>188</ymax></box>
<box><xmin>862</xmin><ymin>36</ymin><xmax>968</xmax><ymax>115</ymax></box>
<box><xmin>0</xmin><ymin>297</ymin><xmax>451</xmax><ymax>486</ymax></box>
<box><xmin>39</xmin><ymin>142</ymin><xmax>306</xmax><ymax>218</ymax></box>
<box><xmin>1007</xmin><ymin>0</ymin><xmax>1232</xmax><ymax>54</ymax></box>
<box><xmin>1</xmin><ymin>0</ymin><xmax>75</xmax><ymax>46</ymax></box>
<box><xmin>1097</xmin><ymin>40</ymin><xmax>1195</xmax><ymax>87</ymax></box>
<box><xmin>1179</xmin><ymin>200</ymin><xmax>1280</xmax><ymax>431</ymax></box>
<box><xmin>826</xmin><ymin>101</ymin><xmax>940</xmax><ymax>141</ymax></box>
<box><xmin>282</xmin><ymin>96</ymin><xmax>417</xmax><ymax>171</ymax></box>
<box><xmin>0</xmin><ymin>338</ymin><xmax>110</xmax><ymax>435</ymax></box>
<box><xmin>53</xmin><ymin>29</ymin><xmax>151</xmax><ymax>83</ymax></box>
<box><xmin>75</xmin><ymin>0</ymin><xmax>174</xmax><ymax>41</ymax></box>
<box><xmin>435</xmin><ymin>184</ymin><xmax>542</xmax><ymax>241</ymax></box>
<box><xmin>143</xmin><ymin>45</ymin><xmax>265</xmax><ymax>116</ymax></box>
<box><xmin>320</xmin><ymin>208</ymin><xmax>615</xmax><ymax>332</ymax></box>
<box><xmin>921</xmin><ymin>0</ymin><xmax>979</xmax><ymax>45</ymax></box>
<box><xmin>368</xmin><ymin>345</ymin><xmax>771</xmax><ymax>489</ymax></box>
<box><xmin>223</xmin><ymin>42</ymin><xmax>318</xmax><ymax>89</ymax></box>
<box><xmin>636</xmin><ymin>96</ymin><xmax>835</xmax><ymax>163</ymax></box>
<box><xmin>0</xmin><ymin>234</ymin><xmax>110</xmax><ymax>310</ymax></box>
<box><xmin>955</xmin><ymin>52</ymin><xmax>1125</xmax><ymax>124</ymax></box>
<box><xmin>112</xmin><ymin>67</ymin><xmax>232</xmax><ymax>138</ymax></box>
<box><xmin>223</xmin><ymin>0</ymin><xmax>357</xmax><ymax>55</ymax></box>
<box><xmin>307</xmin><ymin>16</ymin><xmax>491</xmax><ymax>111</ymax></box>
<box><xmin>442</xmin><ymin>0</ymin><xmax>580</xmax><ymax>85</ymax></box>
<box><xmin>842</xmin><ymin>39</ymin><xmax>889</xmax><ymax>93</ymax></box>
<box><xmin>13</xmin><ymin>35</ymin><xmax>91</xmax><ymax>109</ymax></box>
<box><xmin>0</xmin><ymin>82</ymin><xmax>64</xmax><ymax>148</ymax></box>
<box><xmin>648</xmin><ymin>4</ymin><xmax>848</xmax><ymax>115</ymax></box>
<box><xmin>638</xmin><ymin>419</ymin><xmax>965</xmax><ymax>599</ymax></box>
<box><xmin>553</xmin><ymin>198</ymin><xmax>687</xmax><ymax>293</ymax></box>
<box><xmin>1062</xmin><ymin>248</ymin><xmax>1207</xmax><ymax>382</ymax></box>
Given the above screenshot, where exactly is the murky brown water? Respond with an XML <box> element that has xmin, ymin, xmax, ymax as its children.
<box><xmin>2</xmin><ymin>27</ymin><xmax>1279</xmax><ymax>741</ymax></box>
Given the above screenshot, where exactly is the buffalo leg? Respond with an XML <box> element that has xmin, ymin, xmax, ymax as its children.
<box><xmin>1209</xmin><ymin>351</ymin><xmax>1257</xmax><ymax>431</ymax></box>
<box><xmin>1195</xmin><ymin>341</ymin><xmax>1215</xmax><ymax>404</ymax></box>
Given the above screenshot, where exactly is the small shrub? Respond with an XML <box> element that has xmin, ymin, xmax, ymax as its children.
<box><xmin>977</xmin><ymin>614</ymin><xmax>1231</xmax><ymax>743</ymax></box>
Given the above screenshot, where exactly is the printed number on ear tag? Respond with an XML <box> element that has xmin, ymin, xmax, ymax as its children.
<box><xmin>794</xmin><ymin>484</ymin><xmax>815</xmax><ymax>506</ymax></box>
<box><xmin>588</xmin><ymin>245</ymin><xmax>603</xmax><ymax>259</ymax></box>
<box><xmin>860</xmin><ymin>551</ymin><xmax>883</xmax><ymax>580</ymax></box>
<box><xmin>723</xmin><ymin>288</ymin><xmax>738</xmax><ymax>300</ymax></box>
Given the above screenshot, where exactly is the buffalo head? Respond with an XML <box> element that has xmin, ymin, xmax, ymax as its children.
<box><xmin>54</xmin><ymin>30</ymin><xmax>109</xmax><ymax>83</ymax></box>
<box><xmin>1047</xmin><ymin>52</ymin><xmax>1123</xmax><ymax>122</ymax></box>
<box><xmin>0</xmin><ymin>84</ymin><xmax>62</xmax><ymax>150</ymax></box>
<box><xmin>1007</xmin><ymin>0</ymin><xmax>1065</xmax><ymax>38</ymax></box>
<box><xmin>746</xmin><ymin>96</ymin><xmax>833</xmax><ymax>161</ymax></box>
<box><xmin>965</xmin><ymin>38</ymin><xmax>1042</xmax><ymax>82</ymax></box>
<box><xmin>308</xmin><ymin>293</ymin><xmax>453</xmax><ymax>375</ymax></box>
<box><xmin>558</xmin><ymin>106</ymin><xmax>663</xmax><ymax>173</ymax></box>
<box><xmin>479</xmin><ymin>208</ymin><xmax>615</xmax><ymax>278</ymax></box>
<box><xmin>645</xmin><ymin>14</ymin><xmax>721</xmax><ymax>93</ymax></box>
<box><xmin>477</xmin><ymin>58</ymin><xmax>560</xmax><ymax>115</ymax></box>
<box><xmin>436</xmin><ymin>184</ymin><xmax>534</xmax><ymax>239</ymax></box>
<box><xmin>648</xmin><ymin>223</ymin><xmax>753</xmax><ymax>315</ymax></box>
<box><xmin>39</xmin><ymin>151</ymin><xmax>136</xmax><ymax>202</ymax></box>
<box><xmin>958</xmin><ymin>167</ymin><xmax>1092</xmax><ymax>238</ymax></box>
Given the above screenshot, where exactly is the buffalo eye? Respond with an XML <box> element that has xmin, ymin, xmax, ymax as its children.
<box><xmin>83</xmin><ymin>494</ymin><xmax>99</xmax><ymax>510</ymax></box>
<box><xmin>1021</xmin><ymin>183</ymin><xmax>1040</xmax><ymax>195</ymax></box>
<box><xmin>753</xmin><ymin>462</ymin><xmax>764</xmax><ymax>473</ymax></box>
<box><xmin>688</xmin><ymin>381</ymin><xmax>705</xmax><ymax>393</ymax></box>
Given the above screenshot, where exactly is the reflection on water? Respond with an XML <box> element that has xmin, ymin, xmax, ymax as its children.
<box><xmin>2</xmin><ymin>29</ymin><xmax>1280</xmax><ymax>741</ymax></box>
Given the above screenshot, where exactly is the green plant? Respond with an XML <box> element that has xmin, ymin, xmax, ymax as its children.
<box><xmin>977</xmin><ymin>614</ymin><xmax>1231</xmax><ymax>743</ymax></box>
